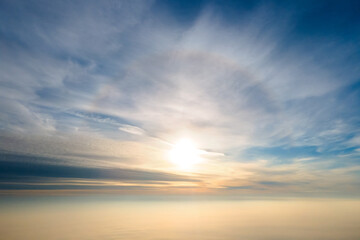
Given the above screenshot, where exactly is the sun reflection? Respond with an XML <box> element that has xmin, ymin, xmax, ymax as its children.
<box><xmin>169</xmin><ymin>138</ymin><xmax>202</xmax><ymax>170</ymax></box>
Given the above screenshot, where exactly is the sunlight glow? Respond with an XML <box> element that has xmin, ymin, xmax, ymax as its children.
<box><xmin>169</xmin><ymin>138</ymin><xmax>202</xmax><ymax>170</ymax></box>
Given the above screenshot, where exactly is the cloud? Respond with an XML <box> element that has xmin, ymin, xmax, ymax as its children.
<box><xmin>118</xmin><ymin>124</ymin><xmax>146</xmax><ymax>135</ymax></box>
<box><xmin>0</xmin><ymin>1</ymin><xmax>360</xmax><ymax>195</ymax></box>
<box><xmin>0</xmin><ymin>152</ymin><xmax>200</xmax><ymax>190</ymax></box>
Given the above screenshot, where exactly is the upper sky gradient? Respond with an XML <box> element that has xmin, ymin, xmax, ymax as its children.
<box><xmin>1</xmin><ymin>0</ymin><xmax>360</xmax><ymax>196</ymax></box>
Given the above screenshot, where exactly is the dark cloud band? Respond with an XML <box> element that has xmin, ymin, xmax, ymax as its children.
<box><xmin>0</xmin><ymin>153</ymin><xmax>199</xmax><ymax>190</ymax></box>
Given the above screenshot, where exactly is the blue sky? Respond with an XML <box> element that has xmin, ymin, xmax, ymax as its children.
<box><xmin>0</xmin><ymin>0</ymin><xmax>360</xmax><ymax>196</ymax></box>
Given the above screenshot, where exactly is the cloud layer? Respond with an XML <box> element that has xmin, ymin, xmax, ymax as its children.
<box><xmin>0</xmin><ymin>0</ymin><xmax>360</xmax><ymax>196</ymax></box>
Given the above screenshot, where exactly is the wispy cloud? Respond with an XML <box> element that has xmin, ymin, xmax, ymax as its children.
<box><xmin>118</xmin><ymin>124</ymin><xmax>146</xmax><ymax>135</ymax></box>
<box><xmin>0</xmin><ymin>0</ymin><xmax>359</xmax><ymax>195</ymax></box>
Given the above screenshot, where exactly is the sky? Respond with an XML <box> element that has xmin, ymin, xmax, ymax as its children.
<box><xmin>0</xmin><ymin>0</ymin><xmax>360</xmax><ymax>197</ymax></box>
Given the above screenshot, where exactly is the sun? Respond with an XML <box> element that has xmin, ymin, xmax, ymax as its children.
<box><xmin>169</xmin><ymin>138</ymin><xmax>202</xmax><ymax>170</ymax></box>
